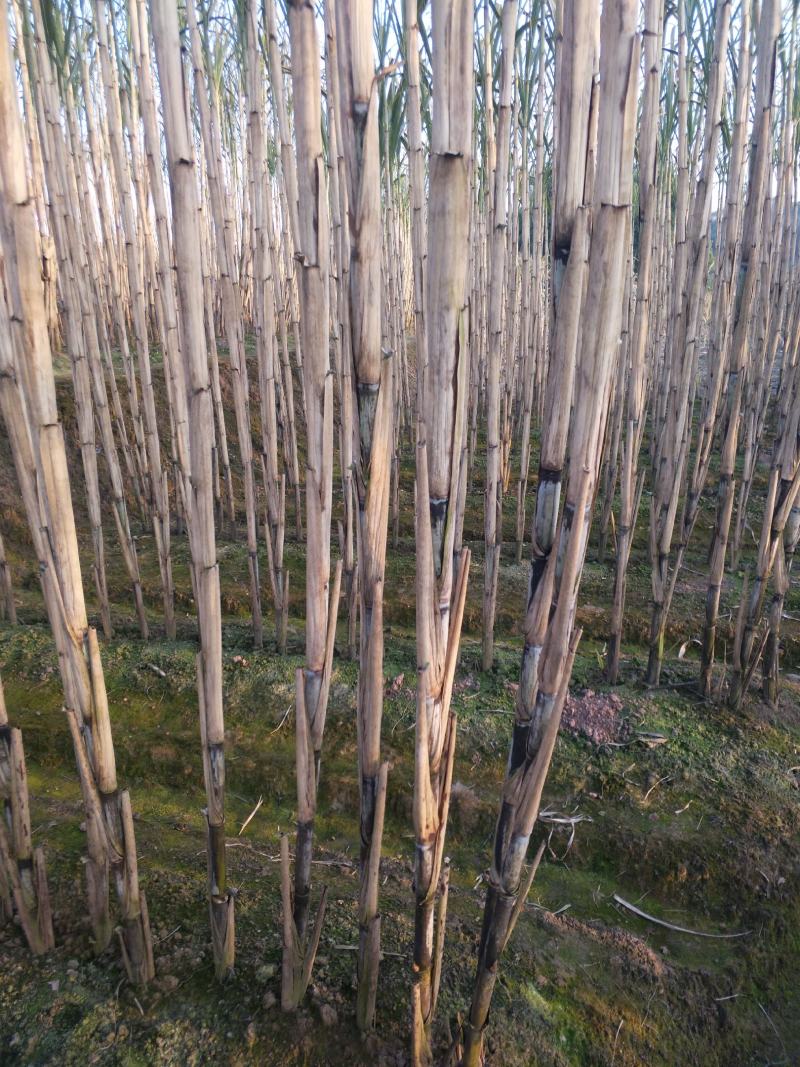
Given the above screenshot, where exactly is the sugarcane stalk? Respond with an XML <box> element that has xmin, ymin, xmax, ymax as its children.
<box><xmin>187</xmin><ymin>0</ymin><xmax>264</xmax><ymax>650</ymax></box>
<box><xmin>700</xmin><ymin>0</ymin><xmax>781</xmax><ymax>696</ymax></box>
<box><xmin>607</xmin><ymin>0</ymin><xmax>664</xmax><ymax>683</ymax></box>
<box><xmin>462</xmin><ymin>5</ymin><xmax>638</xmax><ymax>1058</ymax></box>
<box><xmin>0</xmin><ymin>534</ymin><xmax>17</xmax><ymax>625</ymax></box>
<box><xmin>150</xmin><ymin>0</ymin><xmax>234</xmax><ymax>977</ymax></box>
<box><xmin>482</xmin><ymin>0</ymin><xmax>518</xmax><ymax>672</ymax></box>
<box><xmin>244</xmin><ymin>0</ymin><xmax>287</xmax><ymax>652</ymax></box>
<box><xmin>646</xmin><ymin>0</ymin><xmax>732</xmax><ymax>686</ymax></box>
<box><xmin>331</xmin><ymin>0</ymin><xmax>394</xmax><ymax>1027</ymax></box>
<box><xmin>0</xmin><ymin>690</ymin><xmax>54</xmax><ymax>956</ymax></box>
<box><xmin>0</xmin><ymin>6</ymin><xmax>152</xmax><ymax>980</ymax></box>
<box><xmin>409</xmin><ymin>5</ymin><xmax>475</xmax><ymax>1056</ymax></box>
<box><xmin>93</xmin><ymin>0</ymin><xmax>176</xmax><ymax>640</ymax></box>
<box><xmin>325</xmin><ymin>0</ymin><xmax>359</xmax><ymax>661</ymax></box>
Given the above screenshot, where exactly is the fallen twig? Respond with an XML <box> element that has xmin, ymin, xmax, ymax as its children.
<box><xmin>238</xmin><ymin>796</ymin><xmax>263</xmax><ymax>836</ymax></box>
<box><xmin>642</xmin><ymin>775</ymin><xmax>671</xmax><ymax>802</ymax></box>
<box><xmin>636</xmin><ymin>731</ymin><xmax>669</xmax><ymax>747</ymax></box>
<box><xmin>154</xmin><ymin>924</ymin><xmax>182</xmax><ymax>945</ymax></box>
<box><xmin>529</xmin><ymin>901</ymin><xmax>572</xmax><ymax>916</ymax></box>
<box><xmin>332</xmin><ymin>943</ymin><xmax>406</xmax><ymax>959</ymax></box>
<box><xmin>268</xmin><ymin>705</ymin><xmax>292</xmax><ymax>735</ymax></box>
<box><xmin>756</xmin><ymin>1000</ymin><xmax>788</xmax><ymax>1060</ymax></box>
<box><xmin>611</xmin><ymin>1018</ymin><xmax>624</xmax><ymax>1066</ymax></box>
<box><xmin>195</xmin><ymin>841</ymin><xmax>356</xmax><ymax>868</ymax></box>
<box><xmin>613</xmin><ymin>894</ymin><xmax>750</xmax><ymax>938</ymax></box>
<box><xmin>539</xmin><ymin>809</ymin><xmax>592</xmax><ymax>860</ymax></box>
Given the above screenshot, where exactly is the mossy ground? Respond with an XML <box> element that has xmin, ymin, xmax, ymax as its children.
<box><xmin>0</xmin><ymin>356</ymin><xmax>798</xmax><ymax>1066</ymax></box>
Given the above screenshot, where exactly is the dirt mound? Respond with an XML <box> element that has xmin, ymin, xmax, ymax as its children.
<box><xmin>562</xmin><ymin>689</ymin><xmax>627</xmax><ymax>746</ymax></box>
<box><xmin>537</xmin><ymin>909</ymin><xmax>668</xmax><ymax>979</ymax></box>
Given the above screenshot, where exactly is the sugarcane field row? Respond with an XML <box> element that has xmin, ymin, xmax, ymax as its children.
<box><xmin>0</xmin><ymin>0</ymin><xmax>799</xmax><ymax>1063</ymax></box>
